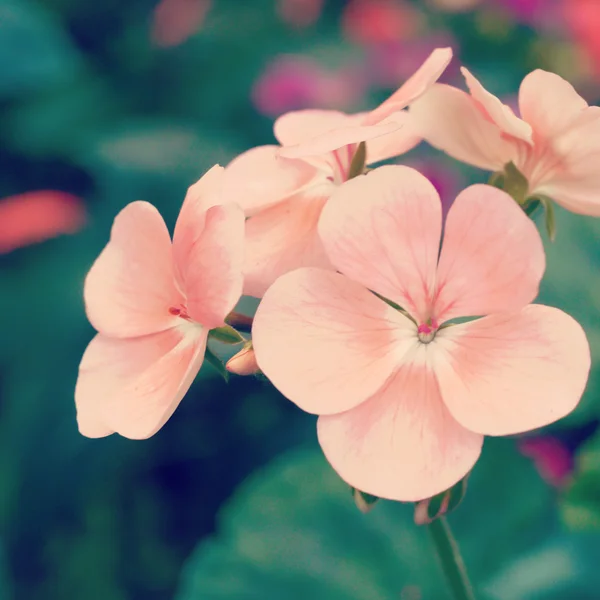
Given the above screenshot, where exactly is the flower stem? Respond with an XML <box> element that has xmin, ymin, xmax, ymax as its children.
<box><xmin>428</xmin><ymin>517</ymin><xmax>476</xmax><ymax>600</ymax></box>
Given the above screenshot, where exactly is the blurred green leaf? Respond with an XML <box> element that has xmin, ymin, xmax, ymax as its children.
<box><xmin>177</xmin><ymin>440</ymin><xmax>600</xmax><ymax>600</ymax></box>
<box><xmin>0</xmin><ymin>0</ymin><xmax>82</xmax><ymax>97</ymax></box>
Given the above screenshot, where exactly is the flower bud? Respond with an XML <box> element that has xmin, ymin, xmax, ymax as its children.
<box><xmin>414</xmin><ymin>476</ymin><xmax>469</xmax><ymax>525</ymax></box>
<box><xmin>351</xmin><ymin>487</ymin><xmax>379</xmax><ymax>514</ymax></box>
<box><xmin>226</xmin><ymin>343</ymin><xmax>259</xmax><ymax>376</ymax></box>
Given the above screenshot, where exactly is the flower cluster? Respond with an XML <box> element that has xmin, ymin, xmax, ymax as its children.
<box><xmin>76</xmin><ymin>48</ymin><xmax>594</xmax><ymax>503</ymax></box>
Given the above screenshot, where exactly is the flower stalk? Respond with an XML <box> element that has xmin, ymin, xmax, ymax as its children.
<box><xmin>428</xmin><ymin>517</ymin><xmax>476</xmax><ymax>600</ymax></box>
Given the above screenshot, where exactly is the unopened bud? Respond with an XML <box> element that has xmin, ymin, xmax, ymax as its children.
<box><xmin>351</xmin><ymin>487</ymin><xmax>379</xmax><ymax>514</ymax></box>
<box><xmin>414</xmin><ymin>476</ymin><xmax>469</xmax><ymax>525</ymax></box>
<box><xmin>226</xmin><ymin>343</ymin><xmax>259</xmax><ymax>376</ymax></box>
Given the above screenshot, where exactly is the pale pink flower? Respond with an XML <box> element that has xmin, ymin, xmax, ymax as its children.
<box><xmin>225</xmin><ymin>47</ymin><xmax>452</xmax><ymax>297</ymax></box>
<box><xmin>252</xmin><ymin>166</ymin><xmax>590</xmax><ymax>501</ymax></box>
<box><xmin>75</xmin><ymin>166</ymin><xmax>244</xmax><ymax>439</ymax></box>
<box><xmin>0</xmin><ymin>191</ymin><xmax>85</xmax><ymax>254</ymax></box>
<box><xmin>410</xmin><ymin>67</ymin><xmax>600</xmax><ymax>216</ymax></box>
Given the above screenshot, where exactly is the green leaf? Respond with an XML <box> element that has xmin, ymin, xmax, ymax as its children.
<box><xmin>177</xmin><ymin>440</ymin><xmax>600</xmax><ymax>600</ymax></box>
<box><xmin>203</xmin><ymin>348</ymin><xmax>229</xmax><ymax>383</ymax></box>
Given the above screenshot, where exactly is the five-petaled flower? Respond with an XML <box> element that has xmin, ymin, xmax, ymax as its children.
<box><xmin>223</xmin><ymin>47</ymin><xmax>452</xmax><ymax>297</ymax></box>
<box><xmin>410</xmin><ymin>67</ymin><xmax>600</xmax><ymax>216</ymax></box>
<box><xmin>252</xmin><ymin>166</ymin><xmax>590</xmax><ymax>501</ymax></box>
<box><xmin>75</xmin><ymin>166</ymin><xmax>244</xmax><ymax>439</ymax></box>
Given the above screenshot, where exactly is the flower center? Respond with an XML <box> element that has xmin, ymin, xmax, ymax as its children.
<box><xmin>169</xmin><ymin>304</ymin><xmax>192</xmax><ymax>321</ymax></box>
<box><xmin>417</xmin><ymin>318</ymin><xmax>439</xmax><ymax>344</ymax></box>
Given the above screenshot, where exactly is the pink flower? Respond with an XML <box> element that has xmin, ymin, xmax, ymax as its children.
<box><xmin>225</xmin><ymin>47</ymin><xmax>452</xmax><ymax>297</ymax></box>
<box><xmin>0</xmin><ymin>191</ymin><xmax>85</xmax><ymax>253</ymax></box>
<box><xmin>252</xmin><ymin>166</ymin><xmax>590</xmax><ymax>501</ymax></box>
<box><xmin>410</xmin><ymin>67</ymin><xmax>600</xmax><ymax>216</ymax></box>
<box><xmin>518</xmin><ymin>435</ymin><xmax>574</xmax><ymax>487</ymax></box>
<box><xmin>277</xmin><ymin>0</ymin><xmax>324</xmax><ymax>28</ymax></box>
<box><xmin>251</xmin><ymin>56</ymin><xmax>365</xmax><ymax>117</ymax></box>
<box><xmin>151</xmin><ymin>0</ymin><xmax>211</xmax><ymax>47</ymax></box>
<box><xmin>75</xmin><ymin>166</ymin><xmax>244</xmax><ymax>439</ymax></box>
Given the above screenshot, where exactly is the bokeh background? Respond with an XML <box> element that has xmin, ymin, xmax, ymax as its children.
<box><xmin>2</xmin><ymin>0</ymin><xmax>600</xmax><ymax>598</ymax></box>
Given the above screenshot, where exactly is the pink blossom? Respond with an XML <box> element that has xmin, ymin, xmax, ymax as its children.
<box><xmin>518</xmin><ymin>435</ymin><xmax>574</xmax><ymax>487</ymax></box>
<box><xmin>251</xmin><ymin>56</ymin><xmax>365</xmax><ymax>117</ymax></box>
<box><xmin>563</xmin><ymin>0</ymin><xmax>600</xmax><ymax>78</ymax></box>
<box><xmin>0</xmin><ymin>191</ymin><xmax>85</xmax><ymax>254</ymax></box>
<box><xmin>341</xmin><ymin>0</ymin><xmax>423</xmax><ymax>46</ymax></box>
<box><xmin>75</xmin><ymin>166</ymin><xmax>244</xmax><ymax>439</ymax></box>
<box><xmin>252</xmin><ymin>166</ymin><xmax>590</xmax><ymax>501</ymax></box>
<box><xmin>410</xmin><ymin>67</ymin><xmax>600</xmax><ymax>216</ymax></box>
<box><xmin>226</xmin><ymin>48</ymin><xmax>452</xmax><ymax>297</ymax></box>
<box><xmin>277</xmin><ymin>0</ymin><xmax>324</xmax><ymax>28</ymax></box>
<box><xmin>151</xmin><ymin>0</ymin><xmax>211</xmax><ymax>47</ymax></box>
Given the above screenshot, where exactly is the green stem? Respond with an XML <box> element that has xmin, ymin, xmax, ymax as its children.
<box><xmin>428</xmin><ymin>517</ymin><xmax>476</xmax><ymax>600</ymax></box>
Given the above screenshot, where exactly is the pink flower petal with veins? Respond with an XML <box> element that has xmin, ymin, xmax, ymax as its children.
<box><xmin>433</xmin><ymin>305</ymin><xmax>590</xmax><ymax>436</ymax></box>
<box><xmin>318</xmin><ymin>346</ymin><xmax>483</xmax><ymax>501</ymax></box>
<box><xmin>76</xmin><ymin>328</ymin><xmax>207</xmax><ymax>439</ymax></box>
<box><xmin>319</xmin><ymin>165</ymin><xmax>441</xmax><ymax>323</ymax></box>
<box><xmin>253</xmin><ymin>268</ymin><xmax>415</xmax><ymax>415</ymax></box>
<box><xmin>433</xmin><ymin>184</ymin><xmax>545</xmax><ymax>322</ymax></box>
<box><xmin>243</xmin><ymin>194</ymin><xmax>331</xmax><ymax>298</ymax></box>
<box><xmin>85</xmin><ymin>201</ymin><xmax>184</xmax><ymax>339</ymax></box>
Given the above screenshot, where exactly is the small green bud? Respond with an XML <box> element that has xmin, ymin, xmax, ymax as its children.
<box><xmin>414</xmin><ymin>476</ymin><xmax>469</xmax><ymax>525</ymax></box>
<box><xmin>351</xmin><ymin>487</ymin><xmax>379</xmax><ymax>514</ymax></box>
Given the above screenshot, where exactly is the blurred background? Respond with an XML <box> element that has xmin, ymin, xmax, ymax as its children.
<box><xmin>2</xmin><ymin>0</ymin><xmax>600</xmax><ymax>598</ymax></box>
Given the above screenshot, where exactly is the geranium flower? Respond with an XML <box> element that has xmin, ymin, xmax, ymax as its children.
<box><xmin>75</xmin><ymin>166</ymin><xmax>244</xmax><ymax>439</ymax></box>
<box><xmin>252</xmin><ymin>166</ymin><xmax>590</xmax><ymax>501</ymax></box>
<box><xmin>225</xmin><ymin>47</ymin><xmax>452</xmax><ymax>297</ymax></box>
<box><xmin>410</xmin><ymin>67</ymin><xmax>600</xmax><ymax>216</ymax></box>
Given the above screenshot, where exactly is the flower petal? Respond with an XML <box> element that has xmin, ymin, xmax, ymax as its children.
<box><xmin>274</xmin><ymin>109</ymin><xmax>360</xmax><ymax>146</ymax></box>
<box><xmin>75</xmin><ymin>326</ymin><xmax>208</xmax><ymax>439</ymax></box>
<box><xmin>409</xmin><ymin>84</ymin><xmax>516</xmax><ymax>171</ymax></box>
<box><xmin>242</xmin><ymin>193</ymin><xmax>331</xmax><ymax>298</ymax></box>
<box><xmin>434</xmin><ymin>184</ymin><xmax>545</xmax><ymax>322</ymax></box>
<box><xmin>319</xmin><ymin>165</ymin><xmax>441</xmax><ymax>323</ymax></box>
<box><xmin>365</xmin><ymin>111</ymin><xmax>422</xmax><ymax>164</ymax></box>
<box><xmin>434</xmin><ymin>305</ymin><xmax>590</xmax><ymax>436</ymax></box>
<box><xmin>278</xmin><ymin>121</ymin><xmax>400</xmax><ymax>159</ymax></box>
<box><xmin>461</xmin><ymin>67</ymin><xmax>532</xmax><ymax>143</ymax></box>
<box><xmin>519</xmin><ymin>70</ymin><xmax>588</xmax><ymax>141</ymax></box>
<box><xmin>221</xmin><ymin>146</ymin><xmax>320</xmax><ymax>216</ymax></box>
<box><xmin>253</xmin><ymin>268</ymin><xmax>415</xmax><ymax>415</ymax></box>
<box><xmin>177</xmin><ymin>203</ymin><xmax>245</xmax><ymax>328</ymax></box>
<box><xmin>364</xmin><ymin>47</ymin><xmax>453</xmax><ymax>125</ymax></box>
<box><xmin>317</xmin><ymin>344</ymin><xmax>483</xmax><ymax>502</ymax></box>
<box><xmin>84</xmin><ymin>201</ymin><xmax>183</xmax><ymax>338</ymax></box>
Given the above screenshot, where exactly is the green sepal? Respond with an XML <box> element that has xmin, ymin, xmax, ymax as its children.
<box><xmin>488</xmin><ymin>171</ymin><xmax>505</xmax><ymax>190</ymax></box>
<box><xmin>502</xmin><ymin>161</ymin><xmax>529</xmax><ymax>205</ymax></box>
<box><xmin>537</xmin><ymin>195</ymin><xmax>557</xmax><ymax>241</ymax></box>
<box><xmin>204</xmin><ymin>348</ymin><xmax>229</xmax><ymax>382</ymax></box>
<box><xmin>351</xmin><ymin>487</ymin><xmax>379</xmax><ymax>514</ymax></box>
<box><xmin>348</xmin><ymin>141</ymin><xmax>367</xmax><ymax>180</ymax></box>
<box><xmin>209</xmin><ymin>325</ymin><xmax>245</xmax><ymax>345</ymax></box>
<box><xmin>414</xmin><ymin>476</ymin><xmax>469</xmax><ymax>525</ymax></box>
